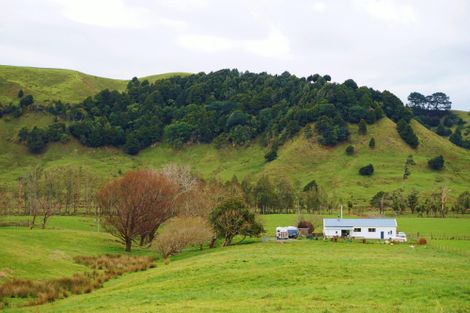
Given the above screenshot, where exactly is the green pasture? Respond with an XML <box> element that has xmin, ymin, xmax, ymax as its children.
<box><xmin>0</xmin><ymin>214</ymin><xmax>468</xmax><ymax>312</ymax></box>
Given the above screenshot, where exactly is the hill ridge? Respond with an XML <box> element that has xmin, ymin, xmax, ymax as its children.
<box><xmin>0</xmin><ymin>64</ymin><xmax>189</xmax><ymax>104</ymax></box>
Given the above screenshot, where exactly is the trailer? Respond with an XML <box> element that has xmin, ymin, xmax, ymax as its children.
<box><xmin>276</xmin><ymin>226</ymin><xmax>299</xmax><ymax>240</ymax></box>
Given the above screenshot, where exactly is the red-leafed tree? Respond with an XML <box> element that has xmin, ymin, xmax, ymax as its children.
<box><xmin>97</xmin><ymin>170</ymin><xmax>178</xmax><ymax>252</ymax></box>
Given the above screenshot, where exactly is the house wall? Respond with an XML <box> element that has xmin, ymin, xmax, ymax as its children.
<box><xmin>324</xmin><ymin>228</ymin><xmax>344</xmax><ymax>237</ymax></box>
<box><xmin>324</xmin><ymin>226</ymin><xmax>396</xmax><ymax>239</ymax></box>
<box><xmin>350</xmin><ymin>226</ymin><xmax>396</xmax><ymax>239</ymax></box>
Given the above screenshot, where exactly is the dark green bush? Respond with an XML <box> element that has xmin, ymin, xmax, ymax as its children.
<box><xmin>428</xmin><ymin>155</ymin><xmax>444</xmax><ymax>170</ymax></box>
<box><xmin>359</xmin><ymin>164</ymin><xmax>374</xmax><ymax>176</ymax></box>
<box><xmin>396</xmin><ymin>119</ymin><xmax>419</xmax><ymax>148</ymax></box>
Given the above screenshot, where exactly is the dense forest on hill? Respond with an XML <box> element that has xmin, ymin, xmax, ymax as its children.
<box><xmin>8</xmin><ymin>70</ymin><xmax>410</xmax><ymax>154</ymax></box>
<box><xmin>1</xmin><ymin>69</ymin><xmax>468</xmax><ymax>154</ymax></box>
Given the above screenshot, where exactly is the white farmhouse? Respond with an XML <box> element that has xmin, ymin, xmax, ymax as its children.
<box><xmin>323</xmin><ymin>218</ymin><xmax>397</xmax><ymax>240</ymax></box>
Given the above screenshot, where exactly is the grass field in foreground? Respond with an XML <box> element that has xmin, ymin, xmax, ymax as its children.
<box><xmin>1</xmin><ymin>215</ymin><xmax>469</xmax><ymax>312</ymax></box>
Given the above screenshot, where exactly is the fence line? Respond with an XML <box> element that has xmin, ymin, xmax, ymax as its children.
<box><xmin>408</xmin><ymin>232</ymin><xmax>470</xmax><ymax>241</ymax></box>
<box><xmin>428</xmin><ymin>243</ymin><xmax>470</xmax><ymax>258</ymax></box>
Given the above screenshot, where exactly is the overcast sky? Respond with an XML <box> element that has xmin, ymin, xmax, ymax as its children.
<box><xmin>1</xmin><ymin>0</ymin><xmax>469</xmax><ymax>110</ymax></box>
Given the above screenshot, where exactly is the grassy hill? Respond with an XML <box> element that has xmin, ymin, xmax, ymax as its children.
<box><xmin>1</xmin><ymin>216</ymin><xmax>469</xmax><ymax>312</ymax></box>
<box><xmin>0</xmin><ymin>111</ymin><xmax>469</xmax><ymax>206</ymax></box>
<box><xmin>0</xmin><ymin>65</ymin><xmax>189</xmax><ymax>105</ymax></box>
<box><xmin>0</xmin><ymin>65</ymin><xmax>469</xmax><ymax>205</ymax></box>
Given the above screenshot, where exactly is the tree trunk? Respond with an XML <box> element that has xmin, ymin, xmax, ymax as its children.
<box><xmin>223</xmin><ymin>236</ymin><xmax>232</xmax><ymax>246</ymax></box>
<box><xmin>147</xmin><ymin>223</ymin><xmax>161</xmax><ymax>243</ymax></box>
<box><xmin>139</xmin><ymin>234</ymin><xmax>148</xmax><ymax>246</ymax></box>
<box><xmin>30</xmin><ymin>214</ymin><xmax>37</xmax><ymax>229</ymax></box>
<box><xmin>42</xmin><ymin>211</ymin><xmax>51</xmax><ymax>229</ymax></box>
<box><xmin>125</xmin><ymin>237</ymin><xmax>132</xmax><ymax>252</ymax></box>
<box><xmin>209</xmin><ymin>237</ymin><xmax>217</xmax><ymax>248</ymax></box>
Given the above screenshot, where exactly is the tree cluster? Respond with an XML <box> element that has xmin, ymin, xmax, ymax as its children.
<box><xmin>407</xmin><ymin>91</ymin><xmax>470</xmax><ymax>150</ymax></box>
<box><xmin>370</xmin><ymin>187</ymin><xmax>469</xmax><ymax>217</ymax></box>
<box><xmin>408</xmin><ymin>92</ymin><xmax>452</xmax><ymax>113</ymax></box>
<box><xmin>16</xmin><ymin>70</ymin><xmax>410</xmax><ymax>154</ymax></box>
<box><xmin>5</xmin><ymin>166</ymin><xmax>100</xmax><ymax>227</ymax></box>
<box><xmin>238</xmin><ymin>176</ymin><xmax>340</xmax><ymax>215</ymax></box>
<box><xmin>396</xmin><ymin>119</ymin><xmax>419</xmax><ymax>148</ymax></box>
<box><xmin>18</xmin><ymin>123</ymin><xmax>70</xmax><ymax>153</ymax></box>
<box><xmin>0</xmin><ymin>92</ymin><xmax>34</xmax><ymax>118</ymax></box>
<box><xmin>449</xmin><ymin>127</ymin><xmax>470</xmax><ymax>150</ymax></box>
<box><xmin>96</xmin><ymin>165</ymin><xmax>244</xmax><ymax>252</ymax></box>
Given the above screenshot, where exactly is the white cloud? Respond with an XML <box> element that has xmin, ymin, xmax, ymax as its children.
<box><xmin>243</xmin><ymin>31</ymin><xmax>291</xmax><ymax>58</ymax></box>
<box><xmin>355</xmin><ymin>0</ymin><xmax>417</xmax><ymax>24</ymax></box>
<box><xmin>51</xmin><ymin>0</ymin><xmax>189</xmax><ymax>30</ymax></box>
<box><xmin>52</xmin><ymin>0</ymin><xmax>147</xmax><ymax>28</ymax></box>
<box><xmin>154</xmin><ymin>0</ymin><xmax>209</xmax><ymax>11</ymax></box>
<box><xmin>177</xmin><ymin>35</ymin><xmax>234</xmax><ymax>53</ymax></box>
<box><xmin>312</xmin><ymin>1</ymin><xmax>327</xmax><ymax>13</ymax></box>
<box><xmin>0</xmin><ymin>44</ymin><xmax>72</xmax><ymax>69</ymax></box>
<box><xmin>177</xmin><ymin>30</ymin><xmax>291</xmax><ymax>59</ymax></box>
<box><xmin>156</xmin><ymin>18</ymin><xmax>188</xmax><ymax>30</ymax></box>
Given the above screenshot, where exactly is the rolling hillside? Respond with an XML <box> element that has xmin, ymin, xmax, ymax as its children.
<box><xmin>1</xmin><ymin>111</ymin><xmax>469</xmax><ymax>206</ymax></box>
<box><xmin>1</xmin><ymin>216</ymin><xmax>469</xmax><ymax>312</ymax></box>
<box><xmin>0</xmin><ymin>65</ymin><xmax>469</xmax><ymax>206</ymax></box>
<box><xmin>0</xmin><ymin>65</ymin><xmax>189</xmax><ymax>105</ymax></box>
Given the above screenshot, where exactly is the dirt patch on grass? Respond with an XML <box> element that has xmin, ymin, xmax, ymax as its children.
<box><xmin>50</xmin><ymin>250</ymin><xmax>70</xmax><ymax>261</ymax></box>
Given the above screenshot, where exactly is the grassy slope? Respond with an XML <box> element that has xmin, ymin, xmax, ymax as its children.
<box><xmin>0</xmin><ymin>65</ymin><xmax>189</xmax><ymax>105</ymax></box>
<box><xmin>0</xmin><ymin>216</ymin><xmax>150</xmax><ymax>281</ymax></box>
<box><xmin>0</xmin><ymin>65</ymin><xmax>127</xmax><ymax>104</ymax></box>
<box><xmin>1</xmin><ymin>216</ymin><xmax>469</xmax><ymax>313</ymax></box>
<box><xmin>264</xmin><ymin>118</ymin><xmax>470</xmax><ymax>204</ymax></box>
<box><xmin>1</xmin><ymin>113</ymin><xmax>470</xmax><ymax>205</ymax></box>
<box><xmin>140</xmin><ymin>72</ymin><xmax>191</xmax><ymax>82</ymax></box>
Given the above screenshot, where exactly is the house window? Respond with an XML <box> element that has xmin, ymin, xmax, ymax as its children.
<box><xmin>353</xmin><ymin>228</ymin><xmax>361</xmax><ymax>232</ymax></box>
<box><xmin>368</xmin><ymin>228</ymin><xmax>376</xmax><ymax>232</ymax></box>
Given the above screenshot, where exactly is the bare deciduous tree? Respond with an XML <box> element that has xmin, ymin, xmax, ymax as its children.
<box><xmin>434</xmin><ymin>186</ymin><xmax>449</xmax><ymax>217</ymax></box>
<box><xmin>0</xmin><ymin>184</ymin><xmax>14</xmax><ymax>215</ymax></box>
<box><xmin>161</xmin><ymin>164</ymin><xmax>197</xmax><ymax>195</ymax></box>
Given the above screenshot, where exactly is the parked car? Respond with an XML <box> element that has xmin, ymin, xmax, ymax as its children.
<box><xmin>393</xmin><ymin>232</ymin><xmax>407</xmax><ymax>242</ymax></box>
<box><xmin>286</xmin><ymin>226</ymin><xmax>299</xmax><ymax>239</ymax></box>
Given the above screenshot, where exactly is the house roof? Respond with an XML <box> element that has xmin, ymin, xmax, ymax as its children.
<box><xmin>323</xmin><ymin>218</ymin><xmax>397</xmax><ymax>228</ymax></box>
